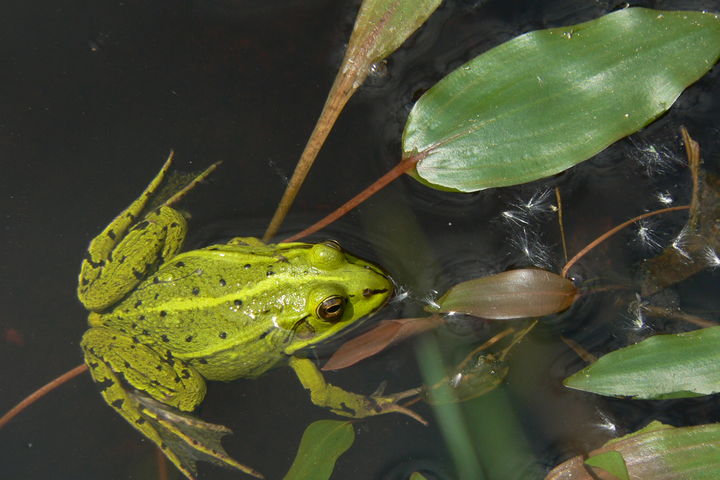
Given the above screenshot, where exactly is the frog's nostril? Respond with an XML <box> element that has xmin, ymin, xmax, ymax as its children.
<box><xmin>362</xmin><ymin>288</ymin><xmax>388</xmax><ymax>298</ymax></box>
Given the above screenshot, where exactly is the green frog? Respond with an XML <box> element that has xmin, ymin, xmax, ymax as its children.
<box><xmin>78</xmin><ymin>154</ymin><xmax>413</xmax><ymax>479</ymax></box>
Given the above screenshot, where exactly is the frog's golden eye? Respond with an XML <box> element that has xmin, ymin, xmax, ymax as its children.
<box><xmin>316</xmin><ymin>295</ymin><xmax>346</xmax><ymax>321</ymax></box>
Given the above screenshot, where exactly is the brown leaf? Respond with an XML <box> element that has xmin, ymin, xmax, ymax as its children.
<box><xmin>322</xmin><ymin>316</ymin><xmax>443</xmax><ymax>371</ymax></box>
<box><xmin>434</xmin><ymin>269</ymin><xmax>578</xmax><ymax>320</ymax></box>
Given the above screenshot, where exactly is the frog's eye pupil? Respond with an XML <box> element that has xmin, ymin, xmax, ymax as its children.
<box><xmin>317</xmin><ymin>295</ymin><xmax>346</xmax><ymax>321</ymax></box>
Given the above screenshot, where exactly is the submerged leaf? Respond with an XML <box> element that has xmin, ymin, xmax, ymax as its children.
<box><xmin>323</xmin><ymin>316</ymin><xmax>443</xmax><ymax>371</ymax></box>
<box><xmin>641</xmin><ymin>130</ymin><xmax>720</xmax><ymax>295</ymax></box>
<box><xmin>283</xmin><ymin>420</ymin><xmax>355</xmax><ymax>480</ymax></box>
<box><xmin>426</xmin><ymin>353</ymin><xmax>509</xmax><ymax>404</ymax></box>
<box><xmin>433</xmin><ymin>269</ymin><xmax>577</xmax><ymax>319</ymax></box>
<box><xmin>564</xmin><ymin>326</ymin><xmax>720</xmax><ymax>399</ymax></box>
<box><xmin>403</xmin><ymin>8</ymin><xmax>720</xmax><ymax>191</ymax></box>
<box><xmin>546</xmin><ymin>422</ymin><xmax>720</xmax><ymax>479</ymax></box>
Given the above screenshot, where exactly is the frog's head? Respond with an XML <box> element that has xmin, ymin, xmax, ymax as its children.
<box><xmin>280</xmin><ymin>241</ymin><xmax>393</xmax><ymax>355</ymax></box>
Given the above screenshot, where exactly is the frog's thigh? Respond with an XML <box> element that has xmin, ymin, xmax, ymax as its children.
<box><xmin>78</xmin><ymin>206</ymin><xmax>187</xmax><ymax>311</ymax></box>
<box><xmin>290</xmin><ymin>356</ymin><xmax>388</xmax><ymax>418</ymax></box>
<box><xmin>81</xmin><ymin>327</ymin><xmax>206</xmax><ymax>413</ymax></box>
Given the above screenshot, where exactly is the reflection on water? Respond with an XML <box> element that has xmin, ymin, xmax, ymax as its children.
<box><xmin>1</xmin><ymin>0</ymin><xmax>718</xmax><ymax>479</ymax></box>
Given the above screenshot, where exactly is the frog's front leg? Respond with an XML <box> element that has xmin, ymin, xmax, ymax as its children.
<box><xmin>289</xmin><ymin>357</ymin><xmax>425</xmax><ymax>423</ymax></box>
<box><xmin>81</xmin><ymin>327</ymin><xmax>262</xmax><ymax>479</ymax></box>
<box><xmin>78</xmin><ymin>154</ymin><xmax>188</xmax><ymax>311</ymax></box>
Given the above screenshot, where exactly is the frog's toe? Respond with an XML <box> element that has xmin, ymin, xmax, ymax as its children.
<box><xmin>135</xmin><ymin>393</ymin><xmax>264</xmax><ymax>479</ymax></box>
<box><xmin>368</xmin><ymin>395</ymin><xmax>428</xmax><ymax>426</ymax></box>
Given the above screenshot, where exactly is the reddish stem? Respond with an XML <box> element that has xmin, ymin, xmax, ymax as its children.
<box><xmin>561</xmin><ymin>205</ymin><xmax>690</xmax><ymax>278</ymax></box>
<box><xmin>156</xmin><ymin>447</ymin><xmax>169</xmax><ymax>480</ymax></box>
<box><xmin>0</xmin><ymin>363</ymin><xmax>88</xmax><ymax>429</ymax></box>
<box><xmin>282</xmin><ymin>155</ymin><xmax>422</xmax><ymax>242</ymax></box>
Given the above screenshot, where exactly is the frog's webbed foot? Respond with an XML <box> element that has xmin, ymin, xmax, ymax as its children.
<box><xmin>364</xmin><ymin>384</ymin><xmax>427</xmax><ymax>424</ymax></box>
<box><xmin>82</xmin><ymin>327</ymin><xmax>262</xmax><ymax>479</ymax></box>
<box><xmin>133</xmin><ymin>393</ymin><xmax>264</xmax><ymax>479</ymax></box>
<box><xmin>289</xmin><ymin>357</ymin><xmax>426</xmax><ymax>425</ymax></box>
<box><xmin>352</xmin><ymin>391</ymin><xmax>427</xmax><ymax>425</ymax></box>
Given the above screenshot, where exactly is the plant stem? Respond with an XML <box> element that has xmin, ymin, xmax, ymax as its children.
<box><xmin>282</xmin><ymin>155</ymin><xmax>422</xmax><ymax>242</ymax></box>
<box><xmin>0</xmin><ymin>363</ymin><xmax>88</xmax><ymax>429</ymax></box>
<box><xmin>263</xmin><ymin>55</ymin><xmax>367</xmax><ymax>242</ymax></box>
<box><xmin>561</xmin><ymin>205</ymin><xmax>690</xmax><ymax>278</ymax></box>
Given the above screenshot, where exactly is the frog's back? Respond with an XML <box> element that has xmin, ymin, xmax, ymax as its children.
<box><xmin>92</xmin><ymin>243</ymin><xmax>315</xmax><ymax>380</ymax></box>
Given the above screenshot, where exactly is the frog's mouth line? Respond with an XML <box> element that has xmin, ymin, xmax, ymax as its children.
<box><xmin>285</xmin><ymin>314</ymin><xmax>314</xmax><ymax>343</ymax></box>
<box><xmin>362</xmin><ymin>288</ymin><xmax>389</xmax><ymax>298</ymax></box>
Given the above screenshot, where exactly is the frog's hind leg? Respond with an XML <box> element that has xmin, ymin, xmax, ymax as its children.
<box><xmin>78</xmin><ymin>205</ymin><xmax>188</xmax><ymax>311</ymax></box>
<box><xmin>78</xmin><ymin>154</ymin><xmax>218</xmax><ymax>312</ymax></box>
<box><xmin>81</xmin><ymin>327</ymin><xmax>262</xmax><ymax>479</ymax></box>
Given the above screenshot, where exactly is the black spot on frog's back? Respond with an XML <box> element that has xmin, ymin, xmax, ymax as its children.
<box><xmin>133</xmin><ymin>220</ymin><xmax>150</xmax><ymax>231</ymax></box>
<box><xmin>95</xmin><ymin>378</ymin><xmax>114</xmax><ymax>393</ymax></box>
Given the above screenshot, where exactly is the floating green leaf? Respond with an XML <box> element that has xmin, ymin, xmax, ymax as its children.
<box><xmin>350</xmin><ymin>0</ymin><xmax>443</xmax><ymax>63</ymax></box>
<box><xmin>546</xmin><ymin>422</ymin><xmax>720</xmax><ymax>479</ymax></box>
<box><xmin>403</xmin><ymin>8</ymin><xmax>720</xmax><ymax>192</ymax></box>
<box><xmin>585</xmin><ymin>451</ymin><xmax>629</xmax><ymax>480</ymax></box>
<box><xmin>283</xmin><ymin>420</ymin><xmax>355</xmax><ymax>480</ymax></box>
<box><xmin>564</xmin><ymin>326</ymin><xmax>720</xmax><ymax>399</ymax></box>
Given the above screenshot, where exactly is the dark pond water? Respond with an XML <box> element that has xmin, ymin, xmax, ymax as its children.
<box><xmin>2</xmin><ymin>0</ymin><xmax>719</xmax><ymax>479</ymax></box>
